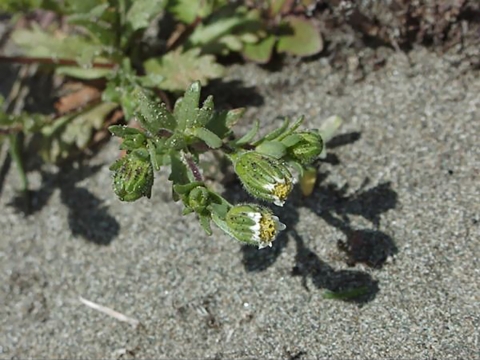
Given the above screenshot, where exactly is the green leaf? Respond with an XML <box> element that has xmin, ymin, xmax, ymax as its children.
<box><xmin>39</xmin><ymin>102</ymin><xmax>116</xmax><ymax>162</ymax></box>
<box><xmin>242</xmin><ymin>34</ymin><xmax>276</xmax><ymax>64</ymax></box>
<box><xmin>56</xmin><ymin>66</ymin><xmax>112</xmax><ymax>80</ymax></box>
<box><xmin>193</xmin><ymin>127</ymin><xmax>223</xmax><ymax>149</ymax></box>
<box><xmin>233</xmin><ymin>119</ymin><xmax>259</xmax><ymax>146</ymax></box>
<box><xmin>192</xmin><ymin>95</ymin><xmax>214</xmax><ymax>128</ymax></box>
<box><xmin>173</xmin><ymin>81</ymin><xmax>201</xmax><ymax>130</ymax></box>
<box><xmin>199</xmin><ymin>214</ymin><xmax>213</xmax><ymax>236</ymax></box>
<box><xmin>166</xmin><ymin>0</ymin><xmax>201</xmax><ymax>24</ymax></box>
<box><xmin>126</xmin><ymin>0</ymin><xmax>165</xmax><ymax>32</ymax></box>
<box><xmin>109</xmin><ymin>125</ymin><xmax>144</xmax><ymax>138</ymax></box>
<box><xmin>164</xmin><ymin>132</ymin><xmax>187</xmax><ymax>150</ymax></box>
<box><xmin>12</xmin><ymin>25</ymin><xmax>107</xmax><ymax>67</ymax></box>
<box><xmin>276</xmin><ymin>115</ymin><xmax>304</xmax><ymax>141</ymax></box>
<box><xmin>143</xmin><ymin>48</ymin><xmax>224</xmax><ymax>92</ymax></box>
<box><xmin>64</xmin><ymin>0</ymin><xmax>107</xmax><ymax>15</ymax></box>
<box><xmin>61</xmin><ymin>102</ymin><xmax>117</xmax><ymax>149</ymax></box>
<box><xmin>255</xmin><ymin>140</ymin><xmax>287</xmax><ymax>159</ymax></box>
<box><xmin>188</xmin><ymin>7</ymin><xmax>248</xmax><ymax>46</ymax></box>
<box><xmin>173</xmin><ymin>181</ymin><xmax>204</xmax><ymax>195</ymax></box>
<box><xmin>67</xmin><ymin>3</ymin><xmax>116</xmax><ymax>46</ymax></box>
<box><xmin>134</xmin><ymin>88</ymin><xmax>177</xmax><ymax>133</ymax></box>
<box><xmin>225</xmin><ymin>108</ymin><xmax>245</xmax><ymax>128</ymax></box>
<box><xmin>168</xmin><ymin>151</ymin><xmax>189</xmax><ymax>186</ymax></box>
<box><xmin>277</xmin><ymin>16</ymin><xmax>323</xmax><ymax>57</ymax></box>
<box><xmin>205</xmin><ymin>107</ymin><xmax>244</xmax><ymax>140</ymax></box>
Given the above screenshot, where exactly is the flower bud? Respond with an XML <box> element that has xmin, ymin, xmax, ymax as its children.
<box><xmin>285</xmin><ymin>131</ymin><xmax>323</xmax><ymax>165</ymax></box>
<box><xmin>234</xmin><ymin>151</ymin><xmax>293</xmax><ymax>206</ymax></box>
<box><xmin>187</xmin><ymin>186</ymin><xmax>209</xmax><ymax>213</ymax></box>
<box><xmin>226</xmin><ymin>204</ymin><xmax>286</xmax><ymax>249</ymax></box>
<box><xmin>111</xmin><ymin>154</ymin><xmax>154</xmax><ymax>202</ymax></box>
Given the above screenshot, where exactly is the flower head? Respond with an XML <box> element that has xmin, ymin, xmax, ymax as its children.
<box><xmin>234</xmin><ymin>151</ymin><xmax>293</xmax><ymax>206</ymax></box>
<box><xmin>110</xmin><ymin>153</ymin><xmax>154</xmax><ymax>202</ymax></box>
<box><xmin>226</xmin><ymin>204</ymin><xmax>286</xmax><ymax>249</ymax></box>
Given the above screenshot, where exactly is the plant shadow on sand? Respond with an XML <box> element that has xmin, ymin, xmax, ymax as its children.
<box><xmin>223</xmin><ymin>131</ymin><xmax>398</xmax><ymax>305</ymax></box>
<box><xmin>6</xmin><ymin>160</ymin><xmax>120</xmax><ymax>245</ymax></box>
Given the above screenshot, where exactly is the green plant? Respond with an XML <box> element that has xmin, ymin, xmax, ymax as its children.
<box><xmin>108</xmin><ymin>78</ymin><xmax>341</xmax><ymax>247</ymax></box>
<box><xmin>0</xmin><ymin>1</ymin><xmax>333</xmax><ymax>241</ymax></box>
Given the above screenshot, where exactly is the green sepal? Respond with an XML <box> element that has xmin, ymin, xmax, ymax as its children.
<box><xmin>255</xmin><ymin>140</ymin><xmax>287</xmax><ymax>159</ymax></box>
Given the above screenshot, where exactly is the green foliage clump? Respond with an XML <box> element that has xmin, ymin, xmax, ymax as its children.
<box><xmin>0</xmin><ymin>0</ymin><xmax>339</xmax><ymax>247</ymax></box>
<box><xmin>108</xmin><ymin>79</ymin><xmax>338</xmax><ymax>247</ymax></box>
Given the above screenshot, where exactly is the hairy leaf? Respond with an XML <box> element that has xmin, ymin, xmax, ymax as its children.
<box><xmin>193</xmin><ymin>127</ymin><xmax>223</xmax><ymax>149</ymax></box>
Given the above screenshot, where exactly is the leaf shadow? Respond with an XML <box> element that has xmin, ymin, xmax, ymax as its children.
<box><xmin>203</xmin><ymin>79</ymin><xmax>264</xmax><ymax>109</ymax></box>
<box><xmin>7</xmin><ymin>162</ymin><xmax>119</xmax><ymax>245</ymax></box>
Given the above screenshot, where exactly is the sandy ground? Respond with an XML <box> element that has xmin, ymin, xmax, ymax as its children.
<box><xmin>1</xmin><ymin>46</ymin><xmax>479</xmax><ymax>359</ymax></box>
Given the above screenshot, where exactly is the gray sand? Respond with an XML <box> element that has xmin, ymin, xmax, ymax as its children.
<box><xmin>1</xmin><ymin>47</ymin><xmax>479</xmax><ymax>359</ymax></box>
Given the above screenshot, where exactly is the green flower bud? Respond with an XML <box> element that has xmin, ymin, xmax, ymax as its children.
<box><xmin>234</xmin><ymin>151</ymin><xmax>293</xmax><ymax>206</ymax></box>
<box><xmin>286</xmin><ymin>131</ymin><xmax>323</xmax><ymax>165</ymax></box>
<box><xmin>111</xmin><ymin>154</ymin><xmax>154</xmax><ymax>202</ymax></box>
<box><xmin>187</xmin><ymin>186</ymin><xmax>209</xmax><ymax>213</ymax></box>
<box><xmin>226</xmin><ymin>204</ymin><xmax>286</xmax><ymax>249</ymax></box>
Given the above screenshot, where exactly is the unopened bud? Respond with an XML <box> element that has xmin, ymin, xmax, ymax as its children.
<box><xmin>285</xmin><ymin>131</ymin><xmax>323</xmax><ymax>165</ymax></box>
<box><xmin>111</xmin><ymin>154</ymin><xmax>154</xmax><ymax>202</ymax></box>
<box><xmin>187</xmin><ymin>186</ymin><xmax>209</xmax><ymax>213</ymax></box>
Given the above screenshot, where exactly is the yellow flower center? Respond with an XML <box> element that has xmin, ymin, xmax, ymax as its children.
<box><xmin>273</xmin><ymin>180</ymin><xmax>293</xmax><ymax>201</ymax></box>
<box><xmin>259</xmin><ymin>214</ymin><xmax>277</xmax><ymax>241</ymax></box>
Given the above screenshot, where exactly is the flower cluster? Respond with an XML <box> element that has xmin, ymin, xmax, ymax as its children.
<box><xmin>110</xmin><ymin>81</ymin><xmax>331</xmax><ymax>250</ymax></box>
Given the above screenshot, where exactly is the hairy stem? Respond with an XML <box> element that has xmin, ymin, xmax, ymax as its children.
<box><xmin>184</xmin><ymin>153</ymin><xmax>203</xmax><ymax>182</ymax></box>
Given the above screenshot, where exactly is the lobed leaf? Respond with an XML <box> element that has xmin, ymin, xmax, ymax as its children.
<box><xmin>144</xmin><ymin>48</ymin><xmax>224</xmax><ymax>93</ymax></box>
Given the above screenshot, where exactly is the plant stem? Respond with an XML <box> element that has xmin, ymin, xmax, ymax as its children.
<box><xmin>0</xmin><ymin>55</ymin><xmax>116</xmax><ymax>69</ymax></box>
<box><xmin>8</xmin><ymin>133</ymin><xmax>30</xmax><ymax>210</ymax></box>
<box><xmin>184</xmin><ymin>153</ymin><xmax>203</xmax><ymax>182</ymax></box>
